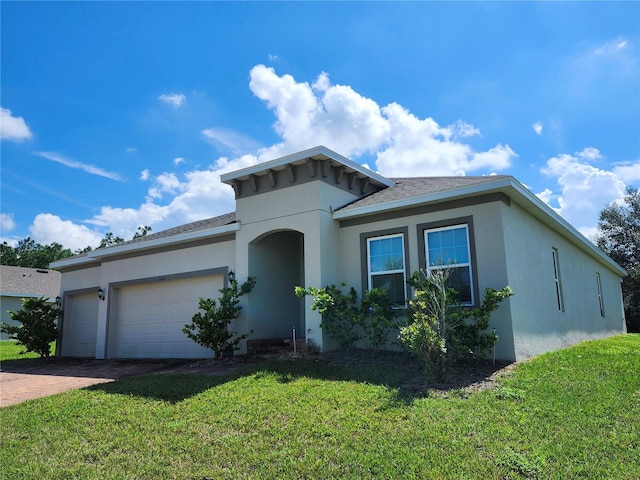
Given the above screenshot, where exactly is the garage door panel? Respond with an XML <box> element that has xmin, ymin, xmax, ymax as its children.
<box><xmin>115</xmin><ymin>275</ymin><xmax>222</xmax><ymax>358</ymax></box>
<box><xmin>62</xmin><ymin>292</ymin><xmax>98</xmax><ymax>357</ymax></box>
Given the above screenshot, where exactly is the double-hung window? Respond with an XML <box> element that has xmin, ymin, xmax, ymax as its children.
<box><xmin>425</xmin><ymin>224</ymin><xmax>474</xmax><ymax>304</ymax></box>
<box><xmin>367</xmin><ymin>233</ymin><xmax>407</xmax><ymax>306</ymax></box>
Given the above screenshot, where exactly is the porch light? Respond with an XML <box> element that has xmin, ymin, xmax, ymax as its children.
<box><xmin>98</xmin><ymin>288</ymin><xmax>105</xmax><ymax>301</ymax></box>
<box><xmin>228</xmin><ymin>270</ymin><xmax>235</xmax><ymax>282</ymax></box>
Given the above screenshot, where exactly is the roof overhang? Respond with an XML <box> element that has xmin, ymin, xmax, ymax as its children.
<box><xmin>220</xmin><ymin>145</ymin><xmax>394</xmax><ymax>189</ymax></box>
<box><xmin>50</xmin><ymin>222</ymin><xmax>240</xmax><ymax>269</ymax></box>
<box><xmin>334</xmin><ymin>176</ymin><xmax>626</xmax><ymax>277</ymax></box>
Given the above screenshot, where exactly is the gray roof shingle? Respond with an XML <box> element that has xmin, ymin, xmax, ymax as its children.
<box><xmin>0</xmin><ymin>266</ymin><xmax>61</xmax><ymax>299</ymax></box>
<box><xmin>337</xmin><ymin>176</ymin><xmax>512</xmax><ymax>211</ymax></box>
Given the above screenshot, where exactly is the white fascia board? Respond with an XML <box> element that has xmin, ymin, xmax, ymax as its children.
<box><xmin>507</xmin><ymin>179</ymin><xmax>627</xmax><ymax>276</ymax></box>
<box><xmin>333</xmin><ymin>176</ymin><xmax>626</xmax><ymax>276</ymax></box>
<box><xmin>333</xmin><ymin>176</ymin><xmax>514</xmax><ymax>220</ymax></box>
<box><xmin>50</xmin><ymin>222</ymin><xmax>241</xmax><ymax>268</ymax></box>
<box><xmin>220</xmin><ymin>145</ymin><xmax>394</xmax><ymax>187</ymax></box>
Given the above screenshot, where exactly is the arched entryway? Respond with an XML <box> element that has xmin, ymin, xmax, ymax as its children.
<box><xmin>248</xmin><ymin>230</ymin><xmax>304</xmax><ymax>341</ymax></box>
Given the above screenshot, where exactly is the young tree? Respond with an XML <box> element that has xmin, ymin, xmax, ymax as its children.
<box><xmin>596</xmin><ymin>187</ymin><xmax>640</xmax><ymax>332</ymax></box>
<box><xmin>1</xmin><ymin>297</ymin><xmax>59</xmax><ymax>358</ymax></box>
<box><xmin>183</xmin><ymin>276</ymin><xmax>256</xmax><ymax>358</ymax></box>
<box><xmin>399</xmin><ymin>269</ymin><xmax>512</xmax><ymax>381</ymax></box>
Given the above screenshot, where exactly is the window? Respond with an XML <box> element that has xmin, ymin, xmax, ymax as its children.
<box><xmin>367</xmin><ymin>234</ymin><xmax>407</xmax><ymax>305</ymax></box>
<box><xmin>425</xmin><ymin>224</ymin><xmax>473</xmax><ymax>304</ymax></box>
<box><xmin>552</xmin><ymin>247</ymin><xmax>564</xmax><ymax>312</ymax></box>
<box><xmin>596</xmin><ymin>273</ymin><xmax>605</xmax><ymax>317</ymax></box>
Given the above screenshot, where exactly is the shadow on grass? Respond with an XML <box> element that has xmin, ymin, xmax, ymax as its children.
<box><xmin>85</xmin><ymin>350</ymin><xmax>513</xmax><ymax>404</ymax></box>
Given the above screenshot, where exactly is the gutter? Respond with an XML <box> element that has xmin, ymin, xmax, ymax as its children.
<box><xmin>333</xmin><ymin>176</ymin><xmax>626</xmax><ymax>277</ymax></box>
<box><xmin>50</xmin><ymin>222</ymin><xmax>241</xmax><ymax>269</ymax></box>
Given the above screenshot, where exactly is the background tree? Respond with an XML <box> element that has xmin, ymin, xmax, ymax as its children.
<box><xmin>1</xmin><ymin>226</ymin><xmax>153</xmax><ymax>268</ymax></box>
<box><xmin>596</xmin><ymin>187</ymin><xmax>640</xmax><ymax>332</ymax></box>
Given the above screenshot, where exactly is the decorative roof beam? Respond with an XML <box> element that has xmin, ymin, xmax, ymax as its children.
<box><xmin>334</xmin><ymin>166</ymin><xmax>345</xmax><ymax>184</ymax></box>
<box><xmin>360</xmin><ymin>178</ymin><xmax>370</xmax><ymax>194</ymax></box>
<box><xmin>249</xmin><ymin>174</ymin><xmax>259</xmax><ymax>192</ymax></box>
<box><xmin>348</xmin><ymin>172</ymin><xmax>358</xmax><ymax>190</ymax></box>
<box><xmin>321</xmin><ymin>160</ymin><xmax>330</xmax><ymax>178</ymax></box>
<box><xmin>307</xmin><ymin>160</ymin><xmax>317</xmax><ymax>178</ymax></box>
<box><xmin>231</xmin><ymin>179</ymin><xmax>241</xmax><ymax>196</ymax></box>
<box><xmin>286</xmin><ymin>164</ymin><xmax>296</xmax><ymax>183</ymax></box>
<box><xmin>267</xmin><ymin>169</ymin><xmax>277</xmax><ymax>188</ymax></box>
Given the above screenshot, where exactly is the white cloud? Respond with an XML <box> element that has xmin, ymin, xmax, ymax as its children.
<box><xmin>201</xmin><ymin>128</ymin><xmax>258</xmax><ymax>154</ymax></box>
<box><xmin>613</xmin><ymin>160</ymin><xmax>640</xmax><ymax>184</ymax></box>
<box><xmin>34</xmin><ymin>151</ymin><xmax>125</xmax><ymax>181</ymax></box>
<box><xmin>249</xmin><ymin>65</ymin><xmax>516</xmax><ymax>176</ymax></box>
<box><xmin>158</xmin><ymin>93</ymin><xmax>186</xmax><ymax>107</ymax></box>
<box><xmin>126</xmin><ymin>147</ymin><xmax>138</xmax><ymax>152</ymax></box>
<box><xmin>595</xmin><ymin>37</ymin><xmax>629</xmax><ymax>56</ymax></box>
<box><xmin>539</xmin><ymin>148</ymin><xmax>627</xmax><ymax>233</ymax></box>
<box><xmin>28</xmin><ymin>65</ymin><xmax>519</xmax><ymax>249</ymax></box>
<box><xmin>533</xmin><ymin>122</ymin><xmax>543</xmax><ymax>135</ymax></box>
<box><xmin>140</xmin><ymin>169</ymin><xmax>150</xmax><ymax>181</ymax></box>
<box><xmin>173</xmin><ymin>157</ymin><xmax>185</xmax><ymax>166</ymax></box>
<box><xmin>30</xmin><ymin>214</ymin><xmax>103</xmax><ymax>251</ymax></box>
<box><xmin>1</xmin><ymin>107</ymin><xmax>33</xmax><ymax>141</ymax></box>
<box><xmin>1</xmin><ymin>213</ymin><xmax>16</xmax><ymax>233</ymax></box>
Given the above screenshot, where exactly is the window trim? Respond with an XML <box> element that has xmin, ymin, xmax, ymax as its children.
<box><xmin>596</xmin><ymin>272</ymin><xmax>605</xmax><ymax>318</ymax></box>
<box><xmin>360</xmin><ymin>227</ymin><xmax>409</xmax><ymax>306</ymax></box>
<box><xmin>552</xmin><ymin>247</ymin><xmax>565</xmax><ymax>312</ymax></box>
<box><xmin>417</xmin><ymin>216</ymin><xmax>479</xmax><ymax>307</ymax></box>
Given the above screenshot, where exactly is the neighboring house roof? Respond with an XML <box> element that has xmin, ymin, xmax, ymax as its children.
<box><xmin>0</xmin><ymin>266</ymin><xmax>61</xmax><ymax>300</ymax></box>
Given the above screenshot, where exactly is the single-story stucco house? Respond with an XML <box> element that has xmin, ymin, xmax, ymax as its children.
<box><xmin>1</xmin><ymin>265</ymin><xmax>61</xmax><ymax>340</ymax></box>
<box><xmin>50</xmin><ymin>146</ymin><xmax>626</xmax><ymax>361</ymax></box>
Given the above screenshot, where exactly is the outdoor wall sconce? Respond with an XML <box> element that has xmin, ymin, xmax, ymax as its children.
<box><xmin>228</xmin><ymin>270</ymin><xmax>235</xmax><ymax>282</ymax></box>
<box><xmin>55</xmin><ymin>296</ymin><xmax>61</xmax><ymax>306</ymax></box>
<box><xmin>98</xmin><ymin>288</ymin><xmax>105</xmax><ymax>301</ymax></box>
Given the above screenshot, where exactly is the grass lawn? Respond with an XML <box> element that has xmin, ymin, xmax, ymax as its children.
<box><xmin>0</xmin><ymin>340</ymin><xmax>56</xmax><ymax>361</ymax></box>
<box><xmin>1</xmin><ymin>334</ymin><xmax>638</xmax><ymax>479</ymax></box>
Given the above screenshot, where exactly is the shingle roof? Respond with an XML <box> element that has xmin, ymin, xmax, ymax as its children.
<box><xmin>336</xmin><ymin>176</ymin><xmax>512</xmax><ymax>211</ymax></box>
<box><xmin>111</xmin><ymin>212</ymin><xmax>237</xmax><ymax>248</ymax></box>
<box><xmin>0</xmin><ymin>266</ymin><xmax>61</xmax><ymax>299</ymax></box>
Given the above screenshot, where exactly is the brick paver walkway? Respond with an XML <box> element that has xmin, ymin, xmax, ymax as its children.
<box><xmin>0</xmin><ymin>358</ymin><xmax>257</xmax><ymax>407</ymax></box>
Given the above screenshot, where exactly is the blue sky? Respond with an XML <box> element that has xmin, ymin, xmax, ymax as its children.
<box><xmin>1</xmin><ymin>2</ymin><xmax>639</xmax><ymax>251</ymax></box>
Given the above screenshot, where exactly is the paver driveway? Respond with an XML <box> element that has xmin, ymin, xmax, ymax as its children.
<box><xmin>0</xmin><ymin>357</ymin><xmax>256</xmax><ymax>407</ymax></box>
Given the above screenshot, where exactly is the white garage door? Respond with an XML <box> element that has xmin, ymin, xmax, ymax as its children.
<box><xmin>115</xmin><ymin>275</ymin><xmax>222</xmax><ymax>358</ymax></box>
<box><xmin>62</xmin><ymin>292</ymin><xmax>99</xmax><ymax>357</ymax></box>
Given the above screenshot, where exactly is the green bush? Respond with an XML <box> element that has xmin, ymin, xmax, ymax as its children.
<box><xmin>183</xmin><ymin>277</ymin><xmax>256</xmax><ymax>358</ymax></box>
<box><xmin>399</xmin><ymin>269</ymin><xmax>512</xmax><ymax>380</ymax></box>
<box><xmin>1</xmin><ymin>297</ymin><xmax>59</xmax><ymax>358</ymax></box>
<box><xmin>295</xmin><ymin>284</ymin><xmax>397</xmax><ymax>350</ymax></box>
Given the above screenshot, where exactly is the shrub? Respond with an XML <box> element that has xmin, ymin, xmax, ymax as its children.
<box><xmin>1</xmin><ymin>297</ymin><xmax>59</xmax><ymax>358</ymax></box>
<box><xmin>295</xmin><ymin>284</ymin><xmax>397</xmax><ymax>350</ymax></box>
<box><xmin>399</xmin><ymin>269</ymin><xmax>512</xmax><ymax>380</ymax></box>
<box><xmin>183</xmin><ymin>277</ymin><xmax>256</xmax><ymax>358</ymax></box>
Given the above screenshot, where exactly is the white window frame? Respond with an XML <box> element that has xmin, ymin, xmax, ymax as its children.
<box><xmin>424</xmin><ymin>224</ymin><xmax>474</xmax><ymax>305</ymax></box>
<box><xmin>596</xmin><ymin>272</ymin><xmax>605</xmax><ymax>318</ymax></box>
<box><xmin>366</xmin><ymin>233</ymin><xmax>407</xmax><ymax>306</ymax></box>
<box><xmin>552</xmin><ymin>247</ymin><xmax>565</xmax><ymax>312</ymax></box>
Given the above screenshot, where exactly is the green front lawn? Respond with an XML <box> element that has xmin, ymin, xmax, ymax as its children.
<box><xmin>0</xmin><ymin>340</ymin><xmax>56</xmax><ymax>361</ymax></box>
<box><xmin>1</xmin><ymin>334</ymin><xmax>639</xmax><ymax>479</ymax></box>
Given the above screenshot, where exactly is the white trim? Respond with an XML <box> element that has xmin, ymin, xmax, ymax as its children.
<box><xmin>50</xmin><ymin>222</ymin><xmax>241</xmax><ymax>268</ymax></box>
<box><xmin>334</xmin><ymin>175</ymin><xmax>626</xmax><ymax>277</ymax></box>
<box><xmin>220</xmin><ymin>145</ymin><xmax>394</xmax><ymax>187</ymax></box>
<box><xmin>366</xmin><ymin>233</ymin><xmax>407</xmax><ymax>304</ymax></box>
<box><xmin>425</xmin><ymin>224</ymin><xmax>474</xmax><ymax>305</ymax></box>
